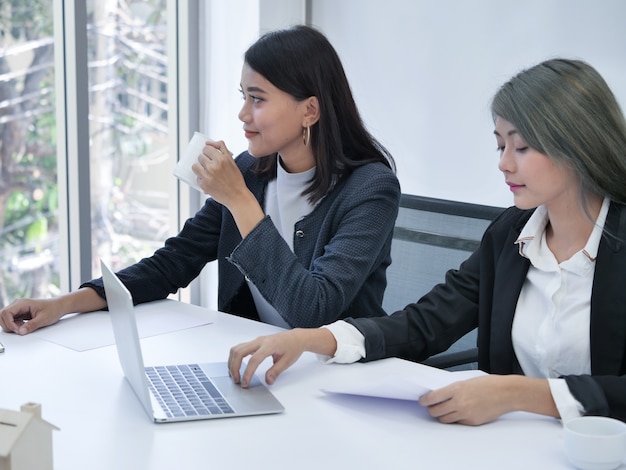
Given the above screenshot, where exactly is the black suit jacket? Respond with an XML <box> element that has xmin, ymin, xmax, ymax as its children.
<box><xmin>347</xmin><ymin>202</ymin><xmax>626</xmax><ymax>421</ymax></box>
<box><xmin>84</xmin><ymin>152</ymin><xmax>400</xmax><ymax>327</ymax></box>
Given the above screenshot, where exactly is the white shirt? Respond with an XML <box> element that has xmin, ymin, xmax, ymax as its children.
<box><xmin>322</xmin><ymin>197</ymin><xmax>611</xmax><ymax>422</ymax></box>
<box><xmin>248</xmin><ymin>156</ymin><xmax>316</xmax><ymax>328</ymax></box>
<box><xmin>512</xmin><ymin>197</ymin><xmax>609</xmax><ymax>421</ymax></box>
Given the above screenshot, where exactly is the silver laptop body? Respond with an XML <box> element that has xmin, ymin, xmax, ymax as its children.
<box><xmin>101</xmin><ymin>260</ymin><xmax>284</xmax><ymax>423</ymax></box>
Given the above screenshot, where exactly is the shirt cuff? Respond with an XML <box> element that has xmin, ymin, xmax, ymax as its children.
<box><xmin>316</xmin><ymin>321</ymin><xmax>366</xmax><ymax>364</ymax></box>
<box><xmin>548</xmin><ymin>378</ymin><xmax>585</xmax><ymax>423</ymax></box>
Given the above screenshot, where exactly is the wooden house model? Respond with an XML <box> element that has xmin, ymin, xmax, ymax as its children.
<box><xmin>0</xmin><ymin>402</ymin><xmax>59</xmax><ymax>470</ymax></box>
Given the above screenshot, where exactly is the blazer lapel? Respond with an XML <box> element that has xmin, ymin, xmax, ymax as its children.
<box><xmin>590</xmin><ymin>202</ymin><xmax>626</xmax><ymax>375</ymax></box>
<box><xmin>489</xmin><ymin>224</ymin><xmax>531</xmax><ymax>374</ymax></box>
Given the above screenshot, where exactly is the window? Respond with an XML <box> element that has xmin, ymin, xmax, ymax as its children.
<box><xmin>86</xmin><ymin>0</ymin><xmax>171</xmax><ymax>276</ymax></box>
<box><xmin>0</xmin><ymin>0</ymin><xmax>192</xmax><ymax>305</ymax></box>
<box><xmin>0</xmin><ymin>0</ymin><xmax>58</xmax><ymax>302</ymax></box>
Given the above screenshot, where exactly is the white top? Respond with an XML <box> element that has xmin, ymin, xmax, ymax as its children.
<box><xmin>248</xmin><ymin>156</ymin><xmax>316</xmax><ymax>327</ymax></box>
<box><xmin>512</xmin><ymin>197</ymin><xmax>609</xmax><ymax>421</ymax></box>
<box><xmin>323</xmin><ymin>197</ymin><xmax>611</xmax><ymax>422</ymax></box>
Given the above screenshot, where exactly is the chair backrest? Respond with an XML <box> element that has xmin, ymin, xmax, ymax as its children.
<box><xmin>383</xmin><ymin>194</ymin><xmax>504</xmax><ymax>370</ymax></box>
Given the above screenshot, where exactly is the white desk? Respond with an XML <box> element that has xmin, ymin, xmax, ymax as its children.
<box><xmin>1</xmin><ymin>300</ymin><xmax>574</xmax><ymax>470</ymax></box>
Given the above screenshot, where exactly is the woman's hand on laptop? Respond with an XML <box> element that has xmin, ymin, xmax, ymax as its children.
<box><xmin>228</xmin><ymin>328</ymin><xmax>338</xmax><ymax>388</ymax></box>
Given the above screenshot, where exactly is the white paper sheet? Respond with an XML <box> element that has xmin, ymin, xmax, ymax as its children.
<box><xmin>320</xmin><ymin>360</ymin><xmax>552</xmax><ymax>422</ymax></box>
<box><xmin>321</xmin><ymin>366</ymin><xmax>486</xmax><ymax>401</ymax></box>
<box><xmin>29</xmin><ymin>299</ymin><xmax>214</xmax><ymax>351</ymax></box>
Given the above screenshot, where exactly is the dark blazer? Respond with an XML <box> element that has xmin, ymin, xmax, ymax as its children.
<box><xmin>83</xmin><ymin>152</ymin><xmax>401</xmax><ymax>328</ymax></box>
<box><xmin>347</xmin><ymin>202</ymin><xmax>626</xmax><ymax>421</ymax></box>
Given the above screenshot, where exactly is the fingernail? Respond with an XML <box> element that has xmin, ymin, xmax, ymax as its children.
<box><xmin>18</xmin><ymin>326</ymin><xmax>27</xmax><ymax>335</ymax></box>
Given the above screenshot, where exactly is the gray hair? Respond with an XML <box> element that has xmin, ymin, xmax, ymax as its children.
<box><xmin>491</xmin><ymin>58</ymin><xmax>626</xmax><ymax>205</ymax></box>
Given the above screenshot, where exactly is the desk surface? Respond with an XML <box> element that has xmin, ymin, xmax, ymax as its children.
<box><xmin>1</xmin><ymin>300</ymin><xmax>575</xmax><ymax>470</ymax></box>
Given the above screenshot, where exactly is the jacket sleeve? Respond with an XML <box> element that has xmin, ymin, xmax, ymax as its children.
<box><xmin>345</xmin><ymin>243</ymin><xmax>482</xmax><ymax>362</ymax></box>
<box><xmin>565</xmin><ymin>375</ymin><xmax>626</xmax><ymax>422</ymax></box>
<box><xmin>81</xmin><ymin>195</ymin><xmax>223</xmax><ymax>305</ymax></box>
<box><xmin>226</xmin><ymin>167</ymin><xmax>400</xmax><ymax>328</ymax></box>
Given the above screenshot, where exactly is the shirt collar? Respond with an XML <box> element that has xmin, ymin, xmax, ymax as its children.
<box><xmin>515</xmin><ymin>197</ymin><xmax>610</xmax><ymax>268</ymax></box>
<box><xmin>276</xmin><ymin>155</ymin><xmax>316</xmax><ymax>188</ymax></box>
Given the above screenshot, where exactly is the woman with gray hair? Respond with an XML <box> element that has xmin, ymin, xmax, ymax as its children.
<box><xmin>228</xmin><ymin>58</ymin><xmax>626</xmax><ymax>426</ymax></box>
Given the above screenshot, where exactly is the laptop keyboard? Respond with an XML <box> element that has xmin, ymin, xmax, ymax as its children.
<box><xmin>145</xmin><ymin>364</ymin><xmax>235</xmax><ymax>418</ymax></box>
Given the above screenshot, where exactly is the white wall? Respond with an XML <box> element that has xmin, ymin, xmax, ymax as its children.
<box><xmin>309</xmin><ymin>0</ymin><xmax>626</xmax><ymax>207</ymax></box>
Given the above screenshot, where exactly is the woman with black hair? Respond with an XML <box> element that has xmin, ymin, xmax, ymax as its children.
<box><xmin>1</xmin><ymin>25</ymin><xmax>400</xmax><ymax>333</ymax></box>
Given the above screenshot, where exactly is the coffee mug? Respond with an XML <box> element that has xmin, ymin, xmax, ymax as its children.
<box><xmin>564</xmin><ymin>416</ymin><xmax>626</xmax><ymax>470</ymax></box>
<box><xmin>173</xmin><ymin>131</ymin><xmax>209</xmax><ymax>192</ymax></box>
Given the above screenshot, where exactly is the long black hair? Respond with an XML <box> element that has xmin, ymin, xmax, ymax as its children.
<box><xmin>244</xmin><ymin>25</ymin><xmax>395</xmax><ymax>203</ymax></box>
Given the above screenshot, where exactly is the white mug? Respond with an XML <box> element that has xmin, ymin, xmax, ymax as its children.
<box><xmin>173</xmin><ymin>131</ymin><xmax>210</xmax><ymax>192</ymax></box>
<box><xmin>564</xmin><ymin>416</ymin><xmax>626</xmax><ymax>470</ymax></box>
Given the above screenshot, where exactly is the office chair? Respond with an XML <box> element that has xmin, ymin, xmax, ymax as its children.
<box><xmin>383</xmin><ymin>194</ymin><xmax>504</xmax><ymax>370</ymax></box>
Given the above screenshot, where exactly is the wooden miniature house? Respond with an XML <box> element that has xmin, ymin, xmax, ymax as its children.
<box><xmin>0</xmin><ymin>402</ymin><xmax>59</xmax><ymax>470</ymax></box>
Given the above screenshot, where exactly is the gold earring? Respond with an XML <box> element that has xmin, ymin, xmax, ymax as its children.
<box><xmin>302</xmin><ymin>125</ymin><xmax>311</xmax><ymax>146</ymax></box>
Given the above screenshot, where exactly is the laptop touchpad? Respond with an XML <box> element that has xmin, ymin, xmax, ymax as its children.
<box><xmin>212</xmin><ymin>375</ymin><xmax>263</xmax><ymax>396</ymax></box>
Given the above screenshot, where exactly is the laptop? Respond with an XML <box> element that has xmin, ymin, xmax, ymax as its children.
<box><xmin>100</xmin><ymin>259</ymin><xmax>284</xmax><ymax>423</ymax></box>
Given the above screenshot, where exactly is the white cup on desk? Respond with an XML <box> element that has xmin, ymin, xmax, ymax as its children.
<box><xmin>173</xmin><ymin>131</ymin><xmax>210</xmax><ymax>192</ymax></box>
<box><xmin>564</xmin><ymin>416</ymin><xmax>626</xmax><ymax>470</ymax></box>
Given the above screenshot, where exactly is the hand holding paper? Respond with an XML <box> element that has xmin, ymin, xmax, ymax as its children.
<box><xmin>321</xmin><ymin>362</ymin><xmax>486</xmax><ymax>401</ymax></box>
